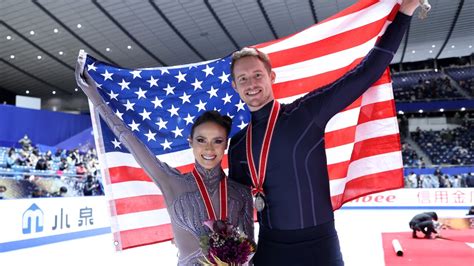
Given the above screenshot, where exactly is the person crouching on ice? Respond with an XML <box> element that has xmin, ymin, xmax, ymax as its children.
<box><xmin>409</xmin><ymin>212</ymin><xmax>438</xmax><ymax>239</ymax></box>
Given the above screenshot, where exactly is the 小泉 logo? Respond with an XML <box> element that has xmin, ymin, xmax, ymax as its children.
<box><xmin>22</xmin><ymin>203</ymin><xmax>44</xmax><ymax>234</ymax></box>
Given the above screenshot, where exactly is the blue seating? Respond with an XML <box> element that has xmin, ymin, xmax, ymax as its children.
<box><xmin>392</xmin><ymin>70</ymin><xmax>465</xmax><ymax>102</ymax></box>
<box><xmin>411</xmin><ymin>124</ymin><xmax>474</xmax><ymax>166</ymax></box>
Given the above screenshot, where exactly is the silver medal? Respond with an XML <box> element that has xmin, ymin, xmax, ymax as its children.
<box><xmin>254</xmin><ymin>195</ymin><xmax>265</xmax><ymax>212</ymax></box>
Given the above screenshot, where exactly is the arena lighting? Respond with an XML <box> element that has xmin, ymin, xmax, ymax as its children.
<box><xmin>461</xmin><ymin>107</ymin><xmax>466</xmax><ymax>111</ymax></box>
<box><xmin>411</xmin><ymin>50</ymin><xmax>415</xmax><ymax>53</ymax></box>
<box><xmin>77</xmin><ymin>24</ymin><xmax>82</xmax><ymax>28</ymax></box>
<box><xmin>451</xmin><ymin>45</ymin><xmax>455</xmax><ymax>48</ymax></box>
<box><xmin>398</xmin><ymin>110</ymin><xmax>404</xmax><ymax>115</ymax></box>
<box><xmin>26</xmin><ymin>90</ymin><xmax>29</xmax><ymax>94</ymax></box>
<box><xmin>29</xmin><ymin>30</ymin><xmax>35</xmax><ymax>35</ymax></box>
<box><xmin>434</xmin><ymin>69</ymin><xmax>438</xmax><ymax>72</ymax></box>
<box><xmin>127</xmin><ymin>45</ymin><xmax>132</xmax><ymax>49</ymax></box>
<box><xmin>52</xmin><ymin>91</ymin><xmax>56</xmax><ymax>95</ymax></box>
<box><xmin>37</xmin><ymin>55</ymin><xmax>42</xmax><ymax>60</ymax></box>
<box><xmin>10</xmin><ymin>55</ymin><xmax>15</xmax><ymax>59</ymax></box>
<box><xmin>106</xmin><ymin>48</ymin><xmax>111</xmax><ymax>52</ymax></box>
<box><xmin>53</xmin><ymin>28</ymin><xmax>59</xmax><ymax>33</ymax></box>
<box><xmin>431</xmin><ymin>44</ymin><xmax>435</xmax><ymax>48</ymax></box>
<box><xmin>6</xmin><ymin>35</ymin><xmax>12</xmax><ymax>40</ymax></box>
<box><xmin>429</xmin><ymin>50</ymin><xmax>433</xmax><ymax>53</ymax></box>
<box><xmin>470</xmin><ymin>45</ymin><xmax>473</xmax><ymax>49</ymax></box>
<box><xmin>418</xmin><ymin>109</ymin><xmax>423</xmax><ymax>113</ymax></box>
<box><xmin>439</xmin><ymin>108</ymin><xmax>444</xmax><ymax>112</ymax></box>
<box><xmin>75</xmin><ymin>88</ymin><xmax>78</xmax><ymax>92</ymax></box>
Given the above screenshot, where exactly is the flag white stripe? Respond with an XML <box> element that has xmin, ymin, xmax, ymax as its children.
<box><xmin>326</xmin><ymin>108</ymin><xmax>360</xmax><ymax>133</ymax></box>
<box><xmin>355</xmin><ymin>117</ymin><xmax>399</xmax><ymax>142</ymax></box>
<box><xmin>325</xmin><ymin>143</ymin><xmax>355</xmax><ymax>165</ymax></box>
<box><xmin>109</xmin><ymin>180</ymin><xmax>162</xmax><ymax>199</ymax></box>
<box><xmin>329</xmin><ymin>151</ymin><xmax>403</xmax><ymax>195</ymax></box>
<box><xmin>326</xmin><ymin>83</ymin><xmax>393</xmax><ymax>133</ymax></box>
<box><xmin>111</xmin><ymin>209</ymin><xmax>171</xmax><ymax>232</ymax></box>
<box><xmin>361</xmin><ymin>83</ymin><xmax>394</xmax><ymax>105</ymax></box>
<box><xmin>326</xmin><ymin>117</ymin><xmax>400</xmax><ymax>164</ymax></box>
<box><xmin>274</xmin><ymin>37</ymin><xmax>378</xmax><ymax>84</ymax></box>
<box><xmin>260</xmin><ymin>0</ymin><xmax>398</xmax><ymax>54</ymax></box>
<box><xmin>105</xmin><ymin>149</ymin><xmax>195</xmax><ymax>168</ymax></box>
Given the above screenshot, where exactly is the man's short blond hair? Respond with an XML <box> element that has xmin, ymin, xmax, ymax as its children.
<box><xmin>230</xmin><ymin>47</ymin><xmax>272</xmax><ymax>79</ymax></box>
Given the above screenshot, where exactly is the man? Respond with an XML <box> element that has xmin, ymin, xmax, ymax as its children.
<box><xmin>228</xmin><ymin>1</ymin><xmax>423</xmax><ymax>265</ymax></box>
<box><xmin>18</xmin><ymin>134</ymin><xmax>32</xmax><ymax>150</ymax></box>
<box><xmin>409</xmin><ymin>212</ymin><xmax>438</xmax><ymax>239</ymax></box>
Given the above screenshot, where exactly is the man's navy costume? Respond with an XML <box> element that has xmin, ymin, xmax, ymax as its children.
<box><xmin>229</xmin><ymin>12</ymin><xmax>412</xmax><ymax>265</ymax></box>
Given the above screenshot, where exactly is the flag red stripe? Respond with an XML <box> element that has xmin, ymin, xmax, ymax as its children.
<box><xmin>325</xmin><ymin>2</ymin><xmax>398</xmax><ymax>28</ymax></box>
<box><xmin>268</xmin><ymin>18</ymin><xmax>388</xmax><ymax>68</ymax></box>
<box><xmin>114</xmin><ymin>195</ymin><xmax>166</xmax><ymax>215</ymax></box>
<box><xmin>351</xmin><ymin>134</ymin><xmax>401</xmax><ymax>162</ymax></box>
<box><xmin>324</xmin><ymin>126</ymin><xmax>357</xmax><ymax>149</ymax></box>
<box><xmin>117</xmin><ymin>224</ymin><xmax>174</xmax><ymax>250</ymax></box>
<box><xmin>273</xmin><ymin>62</ymin><xmax>392</xmax><ymax>101</ymax></box>
<box><xmin>321</xmin><ymin>0</ymin><xmax>381</xmax><ymax>23</ymax></box>
<box><xmin>330</xmin><ymin>168</ymin><xmax>404</xmax><ymax>209</ymax></box>
<box><xmin>358</xmin><ymin>100</ymin><xmax>396</xmax><ymax>124</ymax></box>
<box><xmin>109</xmin><ymin>166</ymin><xmax>152</xmax><ymax>183</ymax></box>
<box><xmin>327</xmin><ymin>134</ymin><xmax>402</xmax><ymax>180</ymax></box>
<box><xmin>273</xmin><ymin>58</ymin><xmax>363</xmax><ymax>99</ymax></box>
<box><xmin>254</xmin><ymin>0</ymin><xmax>383</xmax><ymax>50</ymax></box>
<box><xmin>325</xmin><ymin>100</ymin><xmax>396</xmax><ymax>148</ymax></box>
<box><xmin>108</xmin><ymin>154</ymin><xmax>229</xmax><ymax>184</ymax></box>
<box><xmin>327</xmin><ymin>161</ymin><xmax>351</xmax><ymax>181</ymax></box>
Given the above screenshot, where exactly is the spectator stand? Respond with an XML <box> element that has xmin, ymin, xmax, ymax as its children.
<box><xmin>392</xmin><ymin>70</ymin><xmax>466</xmax><ymax>102</ymax></box>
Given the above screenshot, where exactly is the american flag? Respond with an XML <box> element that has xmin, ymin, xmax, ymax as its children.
<box><xmin>80</xmin><ymin>0</ymin><xmax>403</xmax><ymax>250</ymax></box>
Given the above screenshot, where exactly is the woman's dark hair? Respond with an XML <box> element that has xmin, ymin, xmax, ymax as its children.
<box><xmin>190</xmin><ymin>111</ymin><xmax>232</xmax><ymax>138</ymax></box>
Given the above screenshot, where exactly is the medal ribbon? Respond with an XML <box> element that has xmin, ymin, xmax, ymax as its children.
<box><xmin>246</xmin><ymin>101</ymin><xmax>280</xmax><ymax>197</ymax></box>
<box><xmin>192</xmin><ymin>168</ymin><xmax>228</xmax><ymax>221</ymax></box>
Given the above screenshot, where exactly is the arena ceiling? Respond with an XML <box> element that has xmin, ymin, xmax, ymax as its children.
<box><xmin>1</xmin><ymin>0</ymin><xmax>473</xmax><ymax>112</ymax></box>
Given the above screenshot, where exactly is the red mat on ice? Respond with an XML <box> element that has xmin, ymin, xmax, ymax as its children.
<box><xmin>382</xmin><ymin>230</ymin><xmax>474</xmax><ymax>266</ymax></box>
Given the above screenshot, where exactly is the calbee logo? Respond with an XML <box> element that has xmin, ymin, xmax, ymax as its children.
<box><xmin>22</xmin><ymin>203</ymin><xmax>44</xmax><ymax>234</ymax></box>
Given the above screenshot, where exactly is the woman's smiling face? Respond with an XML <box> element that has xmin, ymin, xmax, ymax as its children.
<box><xmin>189</xmin><ymin>121</ymin><xmax>228</xmax><ymax>170</ymax></box>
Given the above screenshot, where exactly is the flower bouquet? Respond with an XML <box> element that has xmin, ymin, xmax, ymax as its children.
<box><xmin>200</xmin><ymin>220</ymin><xmax>256</xmax><ymax>266</ymax></box>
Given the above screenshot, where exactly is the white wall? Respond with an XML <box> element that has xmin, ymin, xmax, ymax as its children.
<box><xmin>408</xmin><ymin>117</ymin><xmax>460</xmax><ymax>132</ymax></box>
<box><xmin>15</xmin><ymin>95</ymin><xmax>41</xmax><ymax>110</ymax></box>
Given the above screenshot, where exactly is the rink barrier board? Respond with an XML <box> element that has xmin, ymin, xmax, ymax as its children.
<box><xmin>1</xmin><ymin>188</ymin><xmax>473</xmax><ymax>252</ymax></box>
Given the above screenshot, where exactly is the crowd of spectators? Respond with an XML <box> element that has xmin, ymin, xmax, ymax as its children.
<box><xmin>411</xmin><ymin>120</ymin><xmax>474</xmax><ymax>166</ymax></box>
<box><xmin>401</xmin><ymin>142</ymin><xmax>425</xmax><ymax>168</ymax></box>
<box><xmin>394</xmin><ymin>76</ymin><xmax>464</xmax><ymax>102</ymax></box>
<box><xmin>405</xmin><ymin>170</ymin><xmax>474</xmax><ymax>189</ymax></box>
<box><xmin>0</xmin><ymin>135</ymin><xmax>103</xmax><ymax>199</ymax></box>
<box><xmin>445</xmin><ymin>66</ymin><xmax>474</xmax><ymax>97</ymax></box>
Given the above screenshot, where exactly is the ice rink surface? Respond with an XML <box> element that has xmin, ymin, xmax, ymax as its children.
<box><xmin>2</xmin><ymin>207</ymin><xmax>469</xmax><ymax>266</ymax></box>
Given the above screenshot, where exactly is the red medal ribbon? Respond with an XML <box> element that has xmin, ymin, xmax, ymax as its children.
<box><xmin>192</xmin><ymin>168</ymin><xmax>228</xmax><ymax>221</ymax></box>
<box><xmin>246</xmin><ymin>101</ymin><xmax>280</xmax><ymax>197</ymax></box>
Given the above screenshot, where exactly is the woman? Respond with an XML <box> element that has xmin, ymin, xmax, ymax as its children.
<box><xmin>75</xmin><ymin>61</ymin><xmax>254</xmax><ymax>265</ymax></box>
